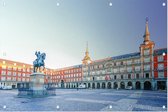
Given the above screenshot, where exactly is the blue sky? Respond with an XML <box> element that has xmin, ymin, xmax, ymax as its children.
<box><xmin>0</xmin><ymin>0</ymin><xmax>167</xmax><ymax>68</ymax></box>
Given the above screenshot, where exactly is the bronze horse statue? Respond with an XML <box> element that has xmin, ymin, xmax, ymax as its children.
<box><xmin>33</xmin><ymin>51</ymin><xmax>46</xmax><ymax>72</ymax></box>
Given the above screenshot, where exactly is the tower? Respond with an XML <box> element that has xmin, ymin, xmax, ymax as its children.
<box><xmin>140</xmin><ymin>18</ymin><xmax>155</xmax><ymax>56</ymax></box>
<box><xmin>143</xmin><ymin>18</ymin><xmax>151</xmax><ymax>44</ymax></box>
<box><xmin>139</xmin><ymin>18</ymin><xmax>155</xmax><ymax>90</ymax></box>
<box><xmin>82</xmin><ymin>42</ymin><xmax>92</xmax><ymax>64</ymax></box>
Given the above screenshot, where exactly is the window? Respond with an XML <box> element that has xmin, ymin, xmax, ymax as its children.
<box><xmin>116</xmin><ymin>62</ymin><xmax>120</xmax><ymax>66</ymax></box>
<box><xmin>94</xmin><ymin>65</ymin><xmax>98</xmax><ymax>69</ymax></box>
<box><xmin>120</xmin><ymin>67</ymin><xmax>125</xmax><ymax>73</ymax></box>
<box><xmin>18</xmin><ymin>73</ymin><xmax>21</xmax><ymax>77</ymax></box>
<box><xmin>134</xmin><ymin>59</ymin><xmax>140</xmax><ymax>64</ymax></box>
<box><xmin>18</xmin><ymin>78</ymin><xmax>21</xmax><ymax>81</ymax></box>
<box><xmin>114</xmin><ymin>69</ymin><xmax>118</xmax><ymax>73</ymax></box>
<box><xmin>8</xmin><ymin>66</ymin><xmax>12</xmax><ymax>70</ymax></box>
<box><xmin>136</xmin><ymin>74</ymin><xmax>139</xmax><ymax>79</ymax></box>
<box><xmin>2</xmin><ymin>65</ymin><xmax>6</xmax><ymax>70</ymax></box>
<box><xmin>99</xmin><ymin>64</ymin><xmax>103</xmax><ymax>69</ymax></box>
<box><xmin>158</xmin><ymin>56</ymin><xmax>163</xmax><ymax>62</ymax></box>
<box><xmin>8</xmin><ymin>72</ymin><xmax>11</xmax><ymax>76</ymax></box>
<box><xmin>106</xmin><ymin>63</ymin><xmax>112</xmax><ymax>68</ymax></box>
<box><xmin>97</xmin><ymin>71</ymin><xmax>100</xmax><ymax>75</ymax></box>
<box><xmin>127</xmin><ymin>67</ymin><xmax>132</xmax><ymax>72</ymax></box>
<box><xmin>12</xmin><ymin>77</ymin><xmax>16</xmax><ymax>81</ymax></box>
<box><xmin>121</xmin><ymin>75</ymin><xmax>123</xmax><ymax>79</ymax></box>
<box><xmin>106</xmin><ymin>68</ymin><xmax>112</xmax><ymax>73</ymax></box>
<box><xmin>128</xmin><ymin>74</ymin><xmax>131</xmax><ymax>79</ymax></box>
<box><xmin>114</xmin><ymin>75</ymin><xmax>116</xmax><ymax>79</ymax></box>
<box><xmin>102</xmin><ymin>70</ymin><xmax>105</xmax><ymax>74</ymax></box>
<box><xmin>1</xmin><ymin>71</ymin><xmax>6</xmax><ymax>75</ymax></box>
<box><xmin>145</xmin><ymin>73</ymin><xmax>149</xmax><ymax>78</ymax></box>
<box><xmin>13</xmin><ymin>67</ymin><xmax>17</xmax><ymax>71</ymax></box>
<box><xmin>127</xmin><ymin>60</ymin><xmax>132</xmax><ymax>65</ymax></box>
<box><xmin>23</xmin><ymin>69</ymin><xmax>26</xmax><ymax>72</ymax></box>
<box><xmin>123</xmin><ymin>61</ymin><xmax>127</xmax><ymax>65</ymax></box>
<box><xmin>22</xmin><ymin>78</ymin><xmax>25</xmax><ymax>82</ymax></box>
<box><xmin>144</xmin><ymin>65</ymin><xmax>150</xmax><ymax>71</ymax></box>
<box><xmin>117</xmin><ymin>75</ymin><xmax>120</xmax><ymax>79</ymax></box>
<box><xmin>13</xmin><ymin>72</ymin><xmax>17</xmax><ymax>76</ymax></box>
<box><xmin>18</xmin><ymin>68</ymin><xmax>22</xmax><ymax>71</ymax></box>
<box><xmin>158</xmin><ymin>72</ymin><xmax>164</xmax><ymax>78</ymax></box>
<box><xmin>7</xmin><ymin>77</ymin><xmax>11</xmax><ymax>81</ymax></box>
<box><xmin>144</xmin><ymin>57</ymin><xmax>150</xmax><ymax>63</ymax></box>
<box><xmin>2</xmin><ymin>61</ymin><xmax>5</xmax><ymax>64</ymax></box>
<box><xmin>158</xmin><ymin>64</ymin><xmax>164</xmax><ymax>70</ymax></box>
<box><xmin>22</xmin><ymin>73</ymin><xmax>26</xmax><ymax>77</ymax></box>
<box><xmin>144</xmin><ymin>49</ymin><xmax>150</xmax><ymax>55</ymax></box>
<box><xmin>1</xmin><ymin>77</ymin><xmax>6</xmax><ymax>81</ymax></box>
<box><xmin>135</xmin><ymin>66</ymin><xmax>141</xmax><ymax>71</ymax></box>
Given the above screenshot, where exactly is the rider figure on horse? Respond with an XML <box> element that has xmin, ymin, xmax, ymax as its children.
<box><xmin>33</xmin><ymin>51</ymin><xmax>46</xmax><ymax>73</ymax></box>
<box><xmin>35</xmin><ymin>51</ymin><xmax>41</xmax><ymax>61</ymax></box>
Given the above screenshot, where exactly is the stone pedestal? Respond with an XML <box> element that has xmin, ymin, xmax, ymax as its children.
<box><xmin>18</xmin><ymin>72</ymin><xmax>56</xmax><ymax>97</ymax></box>
<box><xmin>29</xmin><ymin>73</ymin><xmax>47</xmax><ymax>96</ymax></box>
<box><xmin>30</xmin><ymin>73</ymin><xmax>45</xmax><ymax>90</ymax></box>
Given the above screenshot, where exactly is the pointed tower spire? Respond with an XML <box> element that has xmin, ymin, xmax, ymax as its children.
<box><xmin>82</xmin><ymin>41</ymin><xmax>92</xmax><ymax>64</ymax></box>
<box><xmin>143</xmin><ymin>17</ymin><xmax>150</xmax><ymax>43</ymax></box>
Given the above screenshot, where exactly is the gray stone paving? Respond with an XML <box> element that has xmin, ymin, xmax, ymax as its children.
<box><xmin>0</xmin><ymin>89</ymin><xmax>167</xmax><ymax>111</ymax></box>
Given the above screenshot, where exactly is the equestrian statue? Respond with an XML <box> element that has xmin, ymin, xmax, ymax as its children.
<box><xmin>33</xmin><ymin>51</ymin><xmax>46</xmax><ymax>73</ymax></box>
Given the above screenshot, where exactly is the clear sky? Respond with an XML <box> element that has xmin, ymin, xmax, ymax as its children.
<box><xmin>0</xmin><ymin>0</ymin><xmax>167</xmax><ymax>69</ymax></box>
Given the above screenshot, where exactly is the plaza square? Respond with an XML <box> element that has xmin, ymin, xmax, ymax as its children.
<box><xmin>0</xmin><ymin>89</ymin><xmax>167</xmax><ymax>111</ymax></box>
<box><xmin>0</xmin><ymin>0</ymin><xmax>167</xmax><ymax>111</ymax></box>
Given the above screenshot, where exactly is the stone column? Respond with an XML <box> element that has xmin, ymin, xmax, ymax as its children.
<box><xmin>100</xmin><ymin>82</ymin><xmax>102</xmax><ymax>89</ymax></box>
<box><xmin>64</xmin><ymin>83</ymin><xmax>66</xmax><ymax>88</ymax></box>
<box><xmin>132</xmin><ymin>81</ymin><xmax>136</xmax><ymax>90</ymax></box>
<box><xmin>69</xmin><ymin>82</ymin><xmax>72</xmax><ymax>88</ymax></box>
<box><xmin>95</xmin><ymin>82</ymin><xmax>97</xmax><ymax>89</ymax></box>
<box><xmin>118</xmin><ymin>82</ymin><xmax>120</xmax><ymax>89</ymax></box>
<box><xmin>155</xmin><ymin>81</ymin><xmax>158</xmax><ymax>90</ymax></box>
<box><xmin>105</xmin><ymin>82</ymin><xmax>108</xmax><ymax>89</ymax></box>
<box><xmin>125</xmin><ymin>81</ymin><xmax>128</xmax><ymax>88</ymax></box>
<box><xmin>141</xmin><ymin>82</ymin><xmax>144</xmax><ymax>90</ymax></box>
<box><xmin>111</xmin><ymin>82</ymin><xmax>114</xmax><ymax>89</ymax></box>
<box><xmin>152</xmin><ymin>80</ymin><xmax>156</xmax><ymax>90</ymax></box>
<box><xmin>90</xmin><ymin>82</ymin><xmax>92</xmax><ymax>88</ymax></box>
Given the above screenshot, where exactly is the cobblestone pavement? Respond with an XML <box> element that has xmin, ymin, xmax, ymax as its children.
<box><xmin>0</xmin><ymin>89</ymin><xmax>167</xmax><ymax>111</ymax></box>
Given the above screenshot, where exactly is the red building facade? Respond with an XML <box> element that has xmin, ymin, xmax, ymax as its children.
<box><xmin>0</xmin><ymin>59</ymin><xmax>33</xmax><ymax>88</ymax></box>
<box><xmin>50</xmin><ymin>65</ymin><xmax>82</xmax><ymax>88</ymax></box>
<box><xmin>154</xmin><ymin>48</ymin><xmax>167</xmax><ymax>90</ymax></box>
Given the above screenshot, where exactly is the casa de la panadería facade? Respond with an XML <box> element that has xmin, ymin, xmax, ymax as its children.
<box><xmin>81</xmin><ymin>19</ymin><xmax>167</xmax><ymax>90</ymax></box>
